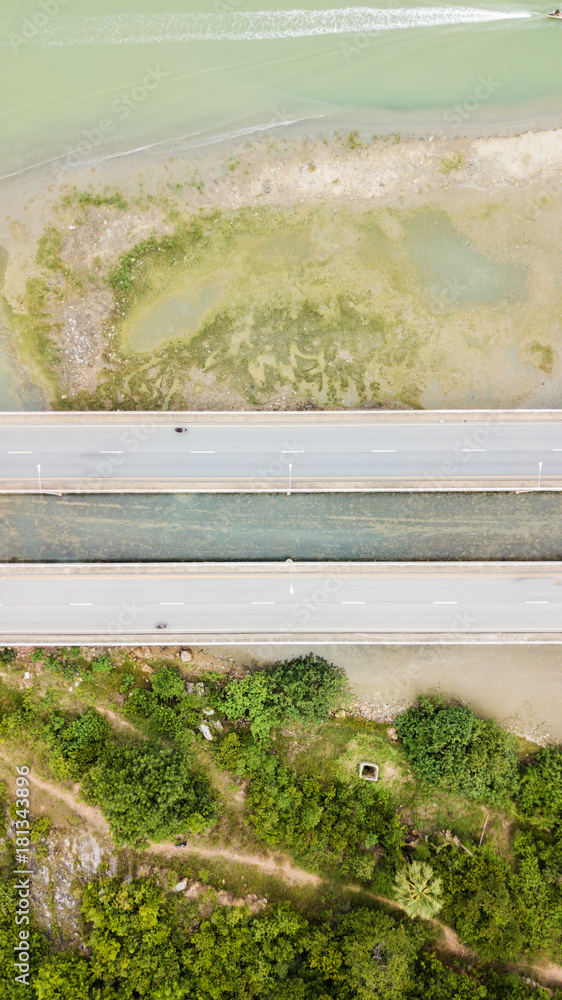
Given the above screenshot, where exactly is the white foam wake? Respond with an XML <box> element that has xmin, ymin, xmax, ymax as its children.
<box><xmin>3</xmin><ymin>8</ymin><xmax>533</xmax><ymax>45</ymax></box>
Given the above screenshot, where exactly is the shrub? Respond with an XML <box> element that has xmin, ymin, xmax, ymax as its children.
<box><xmin>395</xmin><ymin>695</ymin><xmax>518</xmax><ymax>803</ymax></box>
<box><xmin>91</xmin><ymin>654</ymin><xmax>113</xmax><ymax>674</ymax></box>
<box><xmin>45</xmin><ymin>709</ymin><xmax>110</xmax><ymax>780</ymax></box>
<box><xmin>35</xmin><ymin>954</ymin><xmax>93</xmax><ymax>999</ymax></box>
<box><xmin>223</xmin><ymin>654</ymin><xmax>347</xmax><ymax>739</ymax></box>
<box><xmin>439</xmin><ymin>844</ymin><xmax>523</xmax><ymax>959</ymax></box>
<box><xmin>0</xmin><ymin>648</ymin><xmax>16</xmax><ymax>666</ymax></box>
<box><xmin>517</xmin><ymin>746</ymin><xmax>562</xmax><ymax>827</ymax></box>
<box><xmin>234</xmin><ymin>740</ymin><xmax>403</xmax><ymax>881</ymax></box>
<box><xmin>151</xmin><ymin>665</ymin><xmax>185</xmax><ymax>701</ymax></box>
<box><xmin>86</xmin><ymin>742</ymin><xmax>217</xmax><ymax>847</ymax></box>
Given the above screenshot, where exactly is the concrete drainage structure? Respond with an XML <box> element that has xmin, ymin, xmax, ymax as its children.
<box><xmin>359</xmin><ymin>762</ymin><xmax>379</xmax><ymax>782</ymax></box>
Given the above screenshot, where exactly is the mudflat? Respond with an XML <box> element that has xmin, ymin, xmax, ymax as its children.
<box><xmin>2</xmin><ymin>127</ymin><xmax>562</xmax><ymax>411</ymax></box>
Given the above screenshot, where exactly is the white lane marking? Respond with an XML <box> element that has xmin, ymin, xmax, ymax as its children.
<box><xmin>281</xmin><ymin>450</ymin><xmax>305</xmax><ymax>454</ymax></box>
<box><xmin>8</xmin><ymin>451</ymin><xmax>32</xmax><ymax>454</ymax></box>
<box><xmin>69</xmin><ymin>602</ymin><xmax>93</xmax><ymax>606</ymax></box>
<box><xmin>433</xmin><ymin>601</ymin><xmax>458</xmax><ymax>604</ymax></box>
<box><xmin>553</xmin><ymin>449</ymin><xmax>562</xmax><ymax>451</ymax></box>
<box><xmin>371</xmin><ymin>449</ymin><xmax>396</xmax><ymax>453</ymax></box>
<box><xmin>160</xmin><ymin>602</ymin><xmax>184</xmax><ymax>605</ymax></box>
<box><xmin>251</xmin><ymin>601</ymin><xmax>275</xmax><ymax>604</ymax></box>
<box><xmin>525</xmin><ymin>601</ymin><xmax>549</xmax><ymax>604</ymax></box>
<box><xmin>99</xmin><ymin>450</ymin><xmax>123</xmax><ymax>454</ymax></box>
<box><xmin>462</xmin><ymin>448</ymin><xmax>487</xmax><ymax>452</ymax></box>
<box><xmin>191</xmin><ymin>450</ymin><xmax>215</xmax><ymax>454</ymax></box>
<box><xmin>341</xmin><ymin>601</ymin><xmax>366</xmax><ymax>604</ymax></box>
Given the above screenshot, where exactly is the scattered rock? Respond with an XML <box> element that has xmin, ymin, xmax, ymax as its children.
<box><xmin>180</xmin><ymin>648</ymin><xmax>193</xmax><ymax>662</ymax></box>
<box><xmin>198</xmin><ymin>724</ymin><xmax>213</xmax><ymax>742</ymax></box>
<box><xmin>141</xmin><ymin>664</ymin><xmax>153</xmax><ymax>675</ymax></box>
<box><xmin>387</xmin><ymin>727</ymin><xmax>399</xmax><ymax>741</ymax></box>
<box><xmin>203</xmin><ymin>708</ymin><xmax>215</xmax><ymax>716</ymax></box>
<box><xmin>172</xmin><ymin>879</ymin><xmax>188</xmax><ymax>893</ymax></box>
<box><xmin>185</xmin><ymin>881</ymin><xmax>203</xmax><ymax>900</ymax></box>
<box><xmin>210</xmin><ymin>719</ymin><xmax>223</xmax><ymax>732</ymax></box>
<box><xmin>186</xmin><ymin>682</ymin><xmax>206</xmax><ymax>696</ymax></box>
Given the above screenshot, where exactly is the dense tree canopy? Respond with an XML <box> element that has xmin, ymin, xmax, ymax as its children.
<box><xmin>45</xmin><ymin>708</ymin><xmax>109</xmax><ymax>779</ymax></box>
<box><xmin>86</xmin><ymin>742</ymin><xmax>217</xmax><ymax>847</ymax></box>
<box><xmin>223</xmin><ymin>655</ymin><xmax>347</xmax><ymax>740</ymax></box>
<box><xmin>517</xmin><ymin>746</ymin><xmax>562</xmax><ymax>827</ymax></box>
<box><xmin>395</xmin><ymin>695</ymin><xmax>518</xmax><ymax>803</ymax></box>
<box><xmin>2</xmin><ymin>868</ymin><xmax>557</xmax><ymax>1000</ymax></box>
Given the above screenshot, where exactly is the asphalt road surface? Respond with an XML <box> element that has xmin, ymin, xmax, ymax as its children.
<box><xmin>1</xmin><ymin>564</ymin><xmax>560</xmax><ymax>641</ymax></box>
<box><xmin>2</xmin><ymin>419</ymin><xmax>562</xmax><ymax>491</ymax></box>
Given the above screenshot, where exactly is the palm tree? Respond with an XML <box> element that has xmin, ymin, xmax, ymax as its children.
<box><xmin>393</xmin><ymin>861</ymin><xmax>443</xmax><ymax>919</ymax></box>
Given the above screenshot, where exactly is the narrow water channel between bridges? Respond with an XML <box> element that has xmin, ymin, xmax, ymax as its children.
<box><xmin>2</xmin><ymin>491</ymin><xmax>561</xmax><ymax>563</ymax></box>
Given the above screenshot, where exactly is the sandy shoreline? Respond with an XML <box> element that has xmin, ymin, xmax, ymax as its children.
<box><xmin>2</xmin><ymin>124</ymin><xmax>562</xmax><ymax>410</ymax></box>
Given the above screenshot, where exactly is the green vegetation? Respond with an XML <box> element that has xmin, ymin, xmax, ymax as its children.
<box><xmin>0</xmin><ymin>652</ymin><xmax>561</xmax><ymax>993</ymax></box>
<box><xmin>85</xmin><ymin>742</ymin><xmax>217</xmax><ymax>847</ymax></box>
<box><xmin>393</xmin><ymin>861</ymin><xmax>443</xmax><ymax>919</ymax></box>
<box><xmin>517</xmin><ymin>745</ymin><xmax>562</xmax><ymax>826</ymax></box>
<box><xmin>61</xmin><ymin>186</ymin><xmax>129</xmax><ymax>211</ymax></box>
<box><xmin>0</xmin><ymin>864</ymin><xmax>559</xmax><ymax>1000</ymax></box>
<box><xmin>218</xmin><ymin>734</ymin><xmax>404</xmax><ymax>887</ymax></box>
<box><xmin>395</xmin><ymin>695</ymin><xmax>518</xmax><ymax>803</ymax></box>
<box><xmin>45</xmin><ymin>708</ymin><xmax>109</xmax><ymax>779</ymax></box>
<box><xmin>223</xmin><ymin>654</ymin><xmax>348</xmax><ymax>740</ymax></box>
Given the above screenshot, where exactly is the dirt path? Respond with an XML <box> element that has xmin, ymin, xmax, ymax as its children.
<box><xmin>97</xmin><ymin>706</ymin><xmax>142</xmax><ymax>734</ymax></box>
<box><xmin>148</xmin><ymin>840</ymin><xmax>322</xmax><ymax>886</ymax></box>
<box><xmin>0</xmin><ymin>751</ymin><xmax>109</xmax><ymax>832</ymax></box>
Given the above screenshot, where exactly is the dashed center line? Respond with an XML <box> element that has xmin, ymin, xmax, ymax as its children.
<box><xmin>69</xmin><ymin>603</ymin><xmax>93</xmax><ymax>606</ymax></box>
<box><xmin>433</xmin><ymin>601</ymin><xmax>458</xmax><ymax>604</ymax></box>
<box><xmin>160</xmin><ymin>602</ymin><xmax>184</xmax><ymax>606</ymax></box>
<box><xmin>462</xmin><ymin>448</ymin><xmax>487</xmax><ymax>452</ymax></box>
<box><xmin>525</xmin><ymin>601</ymin><xmax>549</xmax><ymax>604</ymax></box>
<box><xmin>281</xmin><ymin>450</ymin><xmax>305</xmax><ymax>454</ymax></box>
<box><xmin>99</xmin><ymin>451</ymin><xmax>123</xmax><ymax>454</ymax></box>
<box><xmin>191</xmin><ymin>450</ymin><xmax>215</xmax><ymax>454</ymax></box>
<box><xmin>8</xmin><ymin>451</ymin><xmax>32</xmax><ymax>455</ymax></box>
<box><xmin>371</xmin><ymin>449</ymin><xmax>396</xmax><ymax>453</ymax></box>
<box><xmin>341</xmin><ymin>601</ymin><xmax>366</xmax><ymax>605</ymax></box>
<box><xmin>251</xmin><ymin>601</ymin><xmax>275</xmax><ymax>605</ymax></box>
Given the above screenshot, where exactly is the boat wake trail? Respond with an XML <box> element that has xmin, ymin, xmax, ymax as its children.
<box><xmin>2</xmin><ymin>8</ymin><xmax>533</xmax><ymax>46</ymax></box>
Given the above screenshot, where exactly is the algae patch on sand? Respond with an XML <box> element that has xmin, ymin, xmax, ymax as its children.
<box><xmin>12</xmin><ymin>197</ymin><xmax>558</xmax><ymax>411</ymax></box>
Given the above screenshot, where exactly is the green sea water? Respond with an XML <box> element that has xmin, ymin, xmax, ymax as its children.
<box><xmin>0</xmin><ymin>0</ymin><xmax>559</xmax><ymax>181</ymax></box>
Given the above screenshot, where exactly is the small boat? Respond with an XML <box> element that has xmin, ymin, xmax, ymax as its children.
<box><xmin>548</xmin><ymin>8</ymin><xmax>562</xmax><ymax>16</ymax></box>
